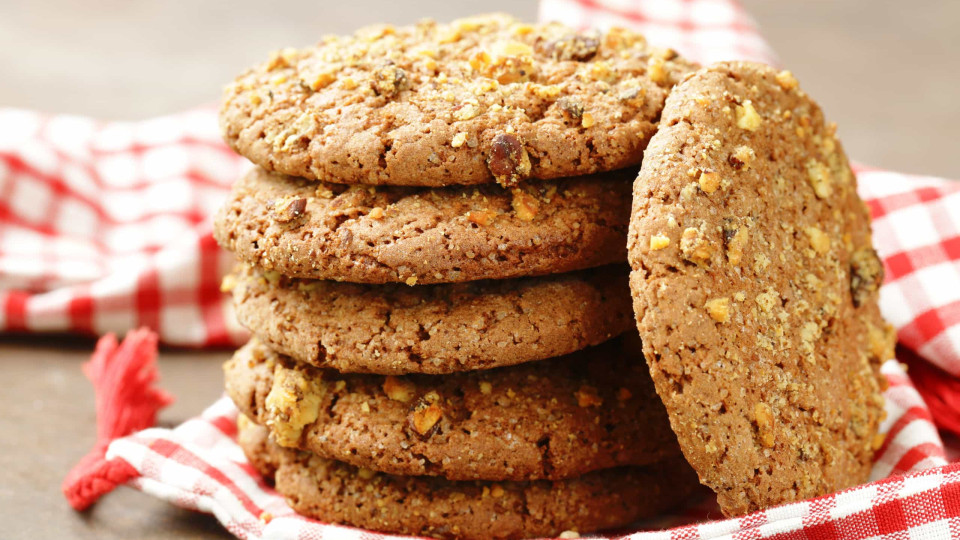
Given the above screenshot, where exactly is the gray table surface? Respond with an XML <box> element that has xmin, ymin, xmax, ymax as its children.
<box><xmin>1</xmin><ymin>1</ymin><xmax>957</xmax><ymax>538</ymax></box>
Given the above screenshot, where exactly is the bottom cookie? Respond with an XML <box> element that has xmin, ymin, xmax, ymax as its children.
<box><xmin>239</xmin><ymin>417</ymin><xmax>699</xmax><ymax>540</ymax></box>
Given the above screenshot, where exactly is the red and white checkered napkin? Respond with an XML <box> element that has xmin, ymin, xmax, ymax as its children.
<box><xmin>5</xmin><ymin>0</ymin><xmax>959</xmax><ymax>538</ymax></box>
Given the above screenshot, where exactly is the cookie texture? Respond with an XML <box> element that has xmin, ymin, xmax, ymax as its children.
<box><xmin>238</xmin><ymin>418</ymin><xmax>698</xmax><ymax>540</ymax></box>
<box><xmin>626</xmin><ymin>62</ymin><xmax>895</xmax><ymax>516</ymax></box>
<box><xmin>225</xmin><ymin>337</ymin><xmax>680</xmax><ymax>481</ymax></box>
<box><xmin>220</xmin><ymin>14</ymin><xmax>697</xmax><ymax>187</ymax></box>
<box><xmin>214</xmin><ymin>166</ymin><xmax>633</xmax><ymax>284</ymax></box>
<box><xmin>228</xmin><ymin>263</ymin><xmax>632</xmax><ymax>374</ymax></box>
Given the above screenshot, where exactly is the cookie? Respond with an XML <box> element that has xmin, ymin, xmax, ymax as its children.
<box><xmin>213</xmin><ymin>166</ymin><xmax>632</xmax><ymax>284</ymax></box>
<box><xmin>225</xmin><ymin>337</ymin><xmax>680</xmax><ymax>481</ymax></box>
<box><xmin>626</xmin><ymin>62</ymin><xmax>896</xmax><ymax>516</ymax></box>
<box><xmin>227</xmin><ymin>263</ymin><xmax>632</xmax><ymax>374</ymax></box>
<box><xmin>238</xmin><ymin>417</ymin><xmax>698</xmax><ymax>540</ymax></box>
<box><xmin>220</xmin><ymin>14</ymin><xmax>697</xmax><ymax>187</ymax></box>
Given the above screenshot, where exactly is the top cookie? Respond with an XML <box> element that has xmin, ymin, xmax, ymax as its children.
<box><xmin>220</xmin><ymin>14</ymin><xmax>697</xmax><ymax>187</ymax></box>
<box><xmin>627</xmin><ymin>62</ymin><xmax>896</xmax><ymax>516</ymax></box>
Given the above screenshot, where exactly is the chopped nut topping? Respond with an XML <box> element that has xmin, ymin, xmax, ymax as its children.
<box><xmin>368</xmin><ymin>207</ymin><xmax>385</xmax><ymax>220</ymax></box>
<box><xmin>372</xmin><ymin>62</ymin><xmax>409</xmax><ymax>97</ymax></box>
<box><xmin>511</xmin><ymin>188</ymin><xmax>540</xmax><ymax>221</ymax></box>
<box><xmin>680</xmin><ymin>227</ymin><xmax>713</xmax><ymax>264</ymax></box>
<box><xmin>405</xmin><ymin>276</ymin><xmax>418</xmax><ymax>286</ymax></box>
<box><xmin>490</xmin><ymin>484</ymin><xmax>506</xmax><ymax>498</ymax></box>
<box><xmin>543</xmin><ymin>34</ymin><xmax>600</xmax><ymax>61</ymax></box>
<box><xmin>754</xmin><ymin>403</ymin><xmax>776</xmax><ymax>448</ymax></box>
<box><xmin>467</xmin><ymin>209</ymin><xmax>496</xmax><ymax>226</ymax></box>
<box><xmin>308</xmin><ymin>71</ymin><xmax>337</xmax><ymax>91</ymax></box>
<box><xmin>728</xmin><ymin>145</ymin><xmax>756</xmax><ymax>170</ymax></box>
<box><xmin>755</xmin><ymin>289</ymin><xmax>779</xmax><ymax>314</ymax></box>
<box><xmin>722</xmin><ymin>220</ymin><xmax>749</xmax><ymax>266</ymax></box>
<box><xmin>259</xmin><ymin>511</ymin><xmax>273</xmax><ymax>524</ymax></box>
<box><xmin>805</xmin><ymin>226</ymin><xmax>831</xmax><ymax>254</ymax></box>
<box><xmin>647</xmin><ymin>56</ymin><xmax>667</xmax><ymax>84</ymax></box>
<box><xmin>557</xmin><ymin>97</ymin><xmax>584</xmax><ymax>120</ymax></box>
<box><xmin>735</xmin><ymin>100</ymin><xmax>762</xmax><ymax>131</ymax></box>
<box><xmin>270</xmin><ymin>196</ymin><xmax>308</xmax><ymax>223</ymax></box>
<box><xmin>487</xmin><ymin>133</ymin><xmax>532</xmax><ymax>187</ymax></box>
<box><xmin>705</xmin><ymin>297</ymin><xmax>731</xmax><ymax>323</ymax></box>
<box><xmin>699</xmin><ymin>170</ymin><xmax>721</xmax><ymax>193</ymax></box>
<box><xmin>649</xmin><ymin>233</ymin><xmax>670</xmax><ymax>251</ymax></box>
<box><xmin>479</xmin><ymin>381</ymin><xmax>493</xmax><ymax>394</ymax></box>
<box><xmin>452</xmin><ymin>102</ymin><xmax>481</xmax><ymax>121</ymax></box>
<box><xmin>559</xmin><ymin>531</ymin><xmax>581</xmax><ymax>539</ymax></box>
<box><xmin>220</xmin><ymin>273</ymin><xmax>239</xmax><ymax>293</ymax></box>
<box><xmin>850</xmin><ymin>248</ymin><xmax>883</xmax><ymax>307</ymax></box>
<box><xmin>265</xmin><ymin>364</ymin><xmax>323</xmax><ymax>447</ymax></box>
<box><xmin>409</xmin><ymin>397</ymin><xmax>443</xmax><ymax>437</ymax></box>
<box><xmin>805</xmin><ymin>159</ymin><xmax>833</xmax><ymax>199</ymax></box>
<box><xmin>357</xmin><ymin>468</ymin><xmax>376</xmax><ymax>480</ymax></box>
<box><xmin>383</xmin><ymin>376</ymin><xmax>416</xmax><ymax>403</ymax></box>
<box><xmin>872</xmin><ymin>432</ymin><xmax>886</xmax><ymax>451</ymax></box>
<box><xmin>581</xmin><ymin>112</ymin><xmax>596</xmax><ymax>128</ymax></box>
<box><xmin>451</xmin><ymin>132</ymin><xmax>468</xmax><ymax>148</ymax></box>
<box><xmin>775</xmin><ymin>70</ymin><xmax>799</xmax><ymax>91</ymax></box>
<box><xmin>575</xmin><ymin>385</ymin><xmax>603</xmax><ymax>407</ymax></box>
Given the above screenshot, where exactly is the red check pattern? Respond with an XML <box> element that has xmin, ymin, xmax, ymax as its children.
<box><xmin>9</xmin><ymin>0</ymin><xmax>958</xmax><ymax>538</ymax></box>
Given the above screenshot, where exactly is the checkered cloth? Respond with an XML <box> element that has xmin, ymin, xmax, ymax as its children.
<box><xmin>5</xmin><ymin>0</ymin><xmax>958</xmax><ymax>538</ymax></box>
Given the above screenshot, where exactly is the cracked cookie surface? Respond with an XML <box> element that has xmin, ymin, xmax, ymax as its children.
<box><xmin>225</xmin><ymin>336</ymin><xmax>681</xmax><ymax>482</ymax></box>
<box><xmin>626</xmin><ymin>62</ymin><xmax>895</xmax><ymax>516</ymax></box>
<box><xmin>227</xmin><ymin>264</ymin><xmax>632</xmax><ymax>374</ymax></box>
<box><xmin>238</xmin><ymin>418</ymin><xmax>698</xmax><ymax>540</ymax></box>
<box><xmin>220</xmin><ymin>13</ymin><xmax>697</xmax><ymax>187</ymax></box>
<box><xmin>213</xmin><ymin>166</ymin><xmax>632</xmax><ymax>284</ymax></box>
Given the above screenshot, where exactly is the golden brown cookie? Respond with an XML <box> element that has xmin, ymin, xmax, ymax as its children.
<box><xmin>213</xmin><ymin>166</ymin><xmax>633</xmax><ymax>284</ymax></box>
<box><xmin>626</xmin><ymin>62</ymin><xmax>895</xmax><ymax>516</ymax></box>
<box><xmin>238</xmin><ymin>417</ymin><xmax>698</xmax><ymax>540</ymax></box>
<box><xmin>224</xmin><ymin>337</ymin><xmax>680</xmax><ymax>482</ymax></box>
<box><xmin>227</xmin><ymin>264</ymin><xmax>632</xmax><ymax>374</ymax></box>
<box><xmin>220</xmin><ymin>14</ymin><xmax>697</xmax><ymax>187</ymax></box>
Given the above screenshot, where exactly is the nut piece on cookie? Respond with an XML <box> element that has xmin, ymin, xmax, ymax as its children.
<box><xmin>371</xmin><ymin>62</ymin><xmax>410</xmax><ymax>97</ymax></box>
<box><xmin>487</xmin><ymin>133</ymin><xmax>532</xmax><ymax>187</ymax></box>
<box><xmin>409</xmin><ymin>393</ymin><xmax>443</xmax><ymax>438</ymax></box>
<box><xmin>264</xmin><ymin>364</ymin><xmax>324</xmax><ymax>447</ymax></box>
<box><xmin>270</xmin><ymin>196</ymin><xmax>308</xmax><ymax>223</ymax></box>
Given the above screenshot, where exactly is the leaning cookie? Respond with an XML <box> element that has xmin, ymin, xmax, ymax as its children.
<box><xmin>627</xmin><ymin>61</ymin><xmax>896</xmax><ymax>516</ymax></box>
<box><xmin>225</xmin><ymin>337</ymin><xmax>680</xmax><ymax>482</ymax></box>
<box><xmin>221</xmin><ymin>14</ymin><xmax>697</xmax><ymax>187</ymax></box>
<box><xmin>213</xmin><ymin>166</ymin><xmax>632</xmax><ymax>284</ymax></box>
<box><xmin>226</xmin><ymin>264</ymin><xmax>632</xmax><ymax>374</ymax></box>
<box><xmin>239</xmin><ymin>418</ymin><xmax>698</xmax><ymax>540</ymax></box>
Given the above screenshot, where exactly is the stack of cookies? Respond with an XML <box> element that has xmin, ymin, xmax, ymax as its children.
<box><xmin>213</xmin><ymin>14</ymin><xmax>702</xmax><ymax>540</ymax></box>
<box><xmin>212</xmin><ymin>11</ymin><xmax>899</xmax><ymax>538</ymax></box>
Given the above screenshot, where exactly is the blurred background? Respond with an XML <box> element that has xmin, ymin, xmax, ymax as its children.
<box><xmin>1</xmin><ymin>0</ymin><xmax>957</xmax><ymax>178</ymax></box>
